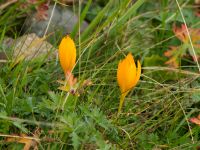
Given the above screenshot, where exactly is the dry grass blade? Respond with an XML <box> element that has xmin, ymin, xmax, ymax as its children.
<box><xmin>0</xmin><ymin>0</ymin><xmax>17</xmax><ymax>10</ymax></box>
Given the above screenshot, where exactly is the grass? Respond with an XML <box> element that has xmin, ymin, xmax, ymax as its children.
<box><xmin>0</xmin><ymin>0</ymin><xmax>200</xmax><ymax>149</ymax></box>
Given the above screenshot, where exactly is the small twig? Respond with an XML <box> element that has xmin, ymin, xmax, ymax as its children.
<box><xmin>0</xmin><ymin>0</ymin><xmax>18</xmax><ymax>10</ymax></box>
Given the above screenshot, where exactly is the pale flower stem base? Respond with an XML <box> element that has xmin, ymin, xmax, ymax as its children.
<box><xmin>117</xmin><ymin>92</ymin><xmax>128</xmax><ymax>116</ymax></box>
<box><xmin>61</xmin><ymin>73</ymin><xmax>72</xmax><ymax>110</ymax></box>
<box><xmin>62</xmin><ymin>92</ymin><xmax>70</xmax><ymax>110</ymax></box>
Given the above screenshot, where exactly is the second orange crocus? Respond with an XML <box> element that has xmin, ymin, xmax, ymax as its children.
<box><xmin>117</xmin><ymin>53</ymin><xmax>141</xmax><ymax>115</ymax></box>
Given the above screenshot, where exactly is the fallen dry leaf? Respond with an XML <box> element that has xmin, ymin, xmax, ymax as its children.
<box><xmin>6</xmin><ymin>134</ymin><xmax>39</xmax><ymax>150</ymax></box>
<box><xmin>5</xmin><ymin>128</ymin><xmax>41</xmax><ymax>150</ymax></box>
<box><xmin>165</xmin><ymin>24</ymin><xmax>200</xmax><ymax>68</ymax></box>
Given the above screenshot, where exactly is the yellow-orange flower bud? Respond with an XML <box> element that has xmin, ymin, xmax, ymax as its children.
<box><xmin>59</xmin><ymin>35</ymin><xmax>76</xmax><ymax>75</ymax></box>
<box><xmin>117</xmin><ymin>53</ymin><xmax>141</xmax><ymax>114</ymax></box>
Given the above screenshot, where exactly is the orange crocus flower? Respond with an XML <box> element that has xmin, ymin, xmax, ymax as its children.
<box><xmin>59</xmin><ymin>35</ymin><xmax>76</xmax><ymax>77</ymax></box>
<box><xmin>117</xmin><ymin>53</ymin><xmax>141</xmax><ymax>114</ymax></box>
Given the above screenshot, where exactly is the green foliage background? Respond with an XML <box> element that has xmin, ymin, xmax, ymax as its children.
<box><xmin>0</xmin><ymin>0</ymin><xmax>200</xmax><ymax>149</ymax></box>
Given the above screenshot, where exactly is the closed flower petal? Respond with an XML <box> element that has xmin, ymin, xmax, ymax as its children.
<box><xmin>59</xmin><ymin>35</ymin><xmax>76</xmax><ymax>75</ymax></box>
<box><xmin>117</xmin><ymin>53</ymin><xmax>141</xmax><ymax>115</ymax></box>
<box><xmin>117</xmin><ymin>53</ymin><xmax>140</xmax><ymax>94</ymax></box>
<box><xmin>117</xmin><ymin>53</ymin><xmax>141</xmax><ymax>114</ymax></box>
